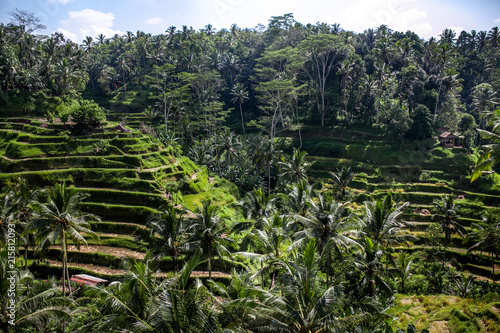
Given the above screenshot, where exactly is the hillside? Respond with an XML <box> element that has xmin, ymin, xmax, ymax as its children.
<box><xmin>0</xmin><ymin>116</ymin><xmax>239</xmax><ymax>279</ymax></box>
<box><xmin>278</xmin><ymin>126</ymin><xmax>500</xmax><ymax>282</ymax></box>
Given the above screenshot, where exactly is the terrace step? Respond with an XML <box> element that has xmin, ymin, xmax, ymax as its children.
<box><xmin>80</xmin><ymin>202</ymin><xmax>161</xmax><ymax>224</ymax></box>
<box><xmin>43</xmin><ymin>260</ymin><xmax>232</xmax><ymax>280</ymax></box>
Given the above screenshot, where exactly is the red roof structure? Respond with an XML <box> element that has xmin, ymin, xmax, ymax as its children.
<box><xmin>70</xmin><ymin>274</ymin><xmax>108</xmax><ymax>286</ymax></box>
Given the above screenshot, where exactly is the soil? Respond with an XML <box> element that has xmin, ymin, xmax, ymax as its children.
<box><xmin>51</xmin><ymin>245</ymin><xmax>145</xmax><ymax>259</ymax></box>
<box><xmin>47</xmin><ymin>259</ymin><xmax>231</xmax><ymax>278</ymax></box>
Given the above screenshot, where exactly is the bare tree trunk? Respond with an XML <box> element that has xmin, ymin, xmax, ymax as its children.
<box><xmin>321</xmin><ymin>92</ymin><xmax>326</xmax><ymax>126</ymax></box>
<box><xmin>62</xmin><ymin>230</ymin><xmax>67</xmax><ymax>333</ymax></box>
<box><xmin>239</xmin><ymin>102</ymin><xmax>245</xmax><ymax>135</ymax></box>
<box><xmin>433</xmin><ymin>78</ymin><xmax>443</xmax><ymax>124</ymax></box>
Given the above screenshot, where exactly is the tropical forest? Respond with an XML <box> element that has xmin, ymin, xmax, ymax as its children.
<box><xmin>1</xmin><ymin>8</ymin><xmax>500</xmax><ymax>332</ymax></box>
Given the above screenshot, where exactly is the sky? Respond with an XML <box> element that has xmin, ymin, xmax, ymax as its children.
<box><xmin>0</xmin><ymin>0</ymin><xmax>499</xmax><ymax>43</ymax></box>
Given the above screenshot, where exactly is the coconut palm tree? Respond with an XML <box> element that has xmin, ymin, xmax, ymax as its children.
<box><xmin>237</xmin><ymin>213</ymin><xmax>291</xmax><ymax>289</ymax></box>
<box><xmin>388</xmin><ymin>251</ymin><xmax>413</xmax><ymax>293</ymax></box>
<box><xmin>358</xmin><ymin>193</ymin><xmax>413</xmax><ymax>247</ymax></box>
<box><xmin>253</xmin><ymin>239</ymin><xmax>377</xmax><ymax>332</ymax></box>
<box><xmin>209</xmin><ymin>269</ymin><xmax>270</xmax><ymax>331</ymax></box>
<box><xmin>280</xmin><ymin>179</ymin><xmax>315</xmax><ymax>217</ymax></box>
<box><xmin>330</xmin><ymin>166</ymin><xmax>356</xmax><ymax>200</ymax></box>
<box><xmin>277</xmin><ymin>148</ymin><xmax>312</xmax><ymax>189</ymax></box>
<box><xmin>471</xmin><ymin>83</ymin><xmax>498</xmax><ymax>128</ymax></box>
<box><xmin>354</xmin><ymin>237</ymin><xmax>393</xmax><ymax>297</ymax></box>
<box><xmin>432</xmin><ymin>43</ymin><xmax>456</xmax><ymax>123</ymax></box>
<box><xmin>0</xmin><ymin>189</ymin><xmax>16</xmax><ymax>246</ymax></box>
<box><xmin>28</xmin><ymin>183</ymin><xmax>100</xmax><ymax>297</ymax></box>
<box><xmin>145</xmin><ymin>205</ymin><xmax>187</xmax><ymax>271</ymax></box>
<box><xmin>7</xmin><ymin>177</ymin><xmax>39</xmax><ymax>270</ymax></box>
<box><xmin>472</xmin><ymin>108</ymin><xmax>500</xmax><ymax>181</ymax></box>
<box><xmin>237</xmin><ymin>187</ymin><xmax>276</xmax><ymax>227</ymax></box>
<box><xmin>83</xmin><ymin>251</ymin><xmax>159</xmax><ymax>332</ymax></box>
<box><xmin>230</xmin><ymin>82</ymin><xmax>250</xmax><ymax>134</ymax></box>
<box><xmin>0</xmin><ymin>249</ymin><xmax>72</xmax><ymax>332</ymax></box>
<box><xmin>432</xmin><ymin>194</ymin><xmax>465</xmax><ymax>246</ymax></box>
<box><xmin>292</xmin><ymin>192</ymin><xmax>360</xmax><ymax>286</ymax></box>
<box><xmin>186</xmin><ymin>199</ymin><xmax>235</xmax><ymax>279</ymax></box>
<box><xmin>467</xmin><ymin>213</ymin><xmax>500</xmax><ymax>281</ymax></box>
<box><xmin>117</xmin><ymin>54</ymin><xmax>130</xmax><ymax>95</ymax></box>
<box><xmin>293</xmin><ymin>193</ymin><xmax>358</xmax><ymax>254</ymax></box>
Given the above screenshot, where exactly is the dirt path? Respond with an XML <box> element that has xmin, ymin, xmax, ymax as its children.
<box><xmin>47</xmin><ymin>259</ymin><xmax>126</xmax><ymax>275</ymax></box>
<box><xmin>50</xmin><ymin>245</ymin><xmax>146</xmax><ymax>259</ymax></box>
<box><xmin>47</xmin><ymin>260</ymin><xmax>231</xmax><ymax>279</ymax></box>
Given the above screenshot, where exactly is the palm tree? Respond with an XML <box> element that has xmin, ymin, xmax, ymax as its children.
<box><xmin>28</xmin><ymin>183</ymin><xmax>100</xmax><ymax>297</ymax></box>
<box><xmin>337</xmin><ymin>59</ymin><xmax>354</xmax><ymax>119</ymax></box>
<box><xmin>354</xmin><ymin>237</ymin><xmax>393</xmax><ymax>297</ymax></box>
<box><xmin>293</xmin><ymin>193</ymin><xmax>358</xmax><ymax>253</ymax></box>
<box><xmin>388</xmin><ymin>251</ymin><xmax>413</xmax><ymax>293</ymax></box>
<box><xmin>467</xmin><ymin>214</ymin><xmax>500</xmax><ymax>281</ymax></box>
<box><xmin>209</xmin><ymin>270</ymin><xmax>269</xmax><ymax>331</ymax></box>
<box><xmin>280</xmin><ymin>179</ymin><xmax>315</xmax><ymax>217</ymax></box>
<box><xmin>292</xmin><ymin>192</ymin><xmax>360</xmax><ymax>286</ymax></box>
<box><xmin>117</xmin><ymin>55</ymin><xmax>130</xmax><ymax>95</ymax></box>
<box><xmin>217</xmin><ymin>130</ymin><xmax>241</xmax><ymax>167</ymax></box>
<box><xmin>471</xmin><ymin>83</ymin><xmax>499</xmax><ymax>145</ymax></box>
<box><xmin>432</xmin><ymin>194</ymin><xmax>465</xmax><ymax>246</ymax></box>
<box><xmin>8</xmin><ymin>177</ymin><xmax>39</xmax><ymax>270</ymax></box>
<box><xmin>186</xmin><ymin>199</ymin><xmax>235</xmax><ymax>279</ymax></box>
<box><xmin>472</xmin><ymin>108</ymin><xmax>500</xmax><ymax>181</ymax></box>
<box><xmin>254</xmin><ymin>240</ymin><xmax>376</xmax><ymax>332</ymax></box>
<box><xmin>0</xmin><ymin>189</ymin><xmax>16</xmax><ymax>245</ymax></box>
<box><xmin>145</xmin><ymin>205</ymin><xmax>187</xmax><ymax>271</ymax></box>
<box><xmin>237</xmin><ymin>213</ymin><xmax>291</xmax><ymax>288</ymax></box>
<box><xmin>432</xmin><ymin>43</ymin><xmax>455</xmax><ymax>123</ymax></box>
<box><xmin>277</xmin><ymin>148</ymin><xmax>312</xmax><ymax>188</ymax></box>
<box><xmin>230</xmin><ymin>82</ymin><xmax>250</xmax><ymax>134</ymax></box>
<box><xmin>84</xmin><ymin>251</ymin><xmax>159</xmax><ymax>331</ymax></box>
<box><xmin>358</xmin><ymin>193</ymin><xmax>413</xmax><ymax>247</ymax></box>
<box><xmin>487</xmin><ymin>26</ymin><xmax>500</xmax><ymax>49</ymax></box>
<box><xmin>329</xmin><ymin>166</ymin><xmax>355</xmax><ymax>200</ymax></box>
<box><xmin>0</xmin><ymin>250</ymin><xmax>72</xmax><ymax>332</ymax></box>
<box><xmin>237</xmin><ymin>187</ymin><xmax>276</xmax><ymax>227</ymax></box>
<box><xmin>396</xmin><ymin>38</ymin><xmax>415</xmax><ymax>106</ymax></box>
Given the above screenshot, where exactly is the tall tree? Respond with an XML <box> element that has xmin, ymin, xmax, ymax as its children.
<box><xmin>298</xmin><ymin>34</ymin><xmax>351</xmax><ymax>126</ymax></box>
<box><xmin>186</xmin><ymin>199</ymin><xmax>235</xmax><ymax>279</ymax></box>
<box><xmin>28</xmin><ymin>183</ymin><xmax>100</xmax><ymax>298</ymax></box>
<box><xmin>230</xmin><ymin>82</ymin><xmax>250</xmax><ymax>134</ymax></box>
<box><xmin>432</xmin><ymin>194</ymin><xmax>465</xmax><ymax>246</ymax></box>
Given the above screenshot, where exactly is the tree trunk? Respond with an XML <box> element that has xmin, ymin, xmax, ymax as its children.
<box><xmin>239</xmin><ymin>102</ymin><xmax>245</xmax><ymax>135</ymax></box>
<box><xmin>24</xmin><ymin>243</ymin><xmax>28</xmax><ymax>271</ymax></box>
<box><xmin>433</xmin><ymin>78</ymin><xmax>443</xmax><ymax>124</ymax></box>
<box><xmin>62</xmin><ymin>230</ymin><xmax>67</xmax><ymax>333</ymax></box>
<box><xmin>321</xmin><ymin>92</ymin><xmax>326</xmax><ymax>126</ymax></box>
<box><xmin>261</xmin><ymin>260</ymin><xmax>264</xmax><ymax>289</ymax></box>
<box><xmin>208</xmin><ymin>248</ymin><xmax>212</xmax><ymax>280</ymax></box>
<box><xmin>62</xmin><ymin>230</ymin><xmax>66</xmax><ymax>297</ymax></box>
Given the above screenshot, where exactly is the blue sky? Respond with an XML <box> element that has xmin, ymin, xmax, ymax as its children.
<box><xmin>1</xmin><ymin>0</ymin><xmax>499</xmax><ymax>43</ymax></box>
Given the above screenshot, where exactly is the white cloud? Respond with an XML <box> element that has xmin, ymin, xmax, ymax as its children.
<box><xmin>145</xmin><ymin>17</ymin><xmax>164</xmax><ymax>25</ymax></box>
<box><xmin>48</xmin><ymin>0</ymin><xmax>74</xmax><ymax>4</ymax></box>
<box><xmin>495</xmin><ymin>17</ymin><xmax>500</xmax><ymax>24</ymax></box>
<box><xmin>339</xmin><ymin>0</ymin><xmax>433</xmax><ymax>37</ymax></box>
<box><xmin>57</xmin><ymin>27</ymin><xmax>77</xmax><ymax>41</ymax></box>
<box><xmin>57</xmin><ymin>9</ymin><xmax>123</xmax><ymax>43</ymax></box>
<box><xmin>447</xmin><ymin>25</ymin><xmax>464</xmax><ymax>33</ymax></box>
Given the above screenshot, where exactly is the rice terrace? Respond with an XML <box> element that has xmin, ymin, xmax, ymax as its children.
<box><xmin>1</xmin><ymin>1</ymin><xmax>500</xmax><ymax>332</ymax></box>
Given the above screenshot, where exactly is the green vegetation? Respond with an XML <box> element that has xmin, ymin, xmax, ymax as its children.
<box><xmin>1</xmin><ymin>8</ymin><xmax>500</xmax><ymax>333</ymax></box>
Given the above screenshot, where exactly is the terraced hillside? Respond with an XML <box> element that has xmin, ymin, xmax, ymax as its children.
<box><xmin>0</xmin><ymin>117</ymin><xmax>238</xmax><ymax>280</ymax></box>
<box><xmin>284</xmin><ymin>126</ymin><xmax>500</xmax><ymax>282</ymax></box>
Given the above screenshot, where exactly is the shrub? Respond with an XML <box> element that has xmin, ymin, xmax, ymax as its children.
<box><xmin>72</xmin><ymin>99</ymin><xmax>106</xmax><ymax>128</ymax></box>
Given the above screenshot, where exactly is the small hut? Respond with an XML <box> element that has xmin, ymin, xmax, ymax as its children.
<box><xmin>439</xmin><ymin>131</ymin><xmax>458</xmax><ymax>148</ymax></box>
